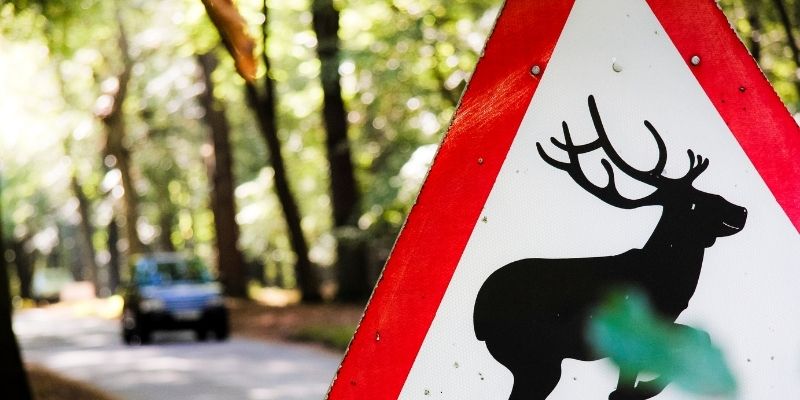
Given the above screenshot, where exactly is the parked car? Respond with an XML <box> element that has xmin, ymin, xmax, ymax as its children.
<box><xmin>121</xmin><ymin>253</ymin><xmax>229</xmax><ymax>344</ymax></box>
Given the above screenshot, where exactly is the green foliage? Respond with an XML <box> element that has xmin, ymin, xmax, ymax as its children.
<box><xmin>0</xmin><ymin>0</ymin><xmax>797</xmax><ymax>295</ymax></box>
<box><xmin>587</xmin><ymin>290</ymin><xmax>737</xmax><ymax>396</ymax></box>
<box><xmin>720</xmin><ymin>0</ymin><xmax>800</xmax><ymax>110</ymax></box>
<box><xmin>290</xmin><ymin>324</ymin><xmax>356</xmax><ymax>350</ymax></box>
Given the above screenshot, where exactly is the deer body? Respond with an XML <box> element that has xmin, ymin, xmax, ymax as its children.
<box><xmin>473</xmin><ymin>96</ymin><xmax>746</xmax><ymax>400</ymax></box>
<box><xmin>474</xmin><ymin>247</ymin><xmax>705</xmax><ymax>359</ymax></box>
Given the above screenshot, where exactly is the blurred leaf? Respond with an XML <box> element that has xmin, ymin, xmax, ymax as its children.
<box><xmin>199</xmin><ymin>0</ymin><xmax>257</xmax><ymax>82</ymax></box>
<box><xmin>587</xmin><ymin>289</ymin><xmax>737</xmax><ymax>396</ymax></box>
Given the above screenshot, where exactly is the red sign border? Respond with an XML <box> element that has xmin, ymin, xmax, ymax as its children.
<box><xmin>327</xmin><ymin>1</ymin><xmax>800</xmax><ymax>398</ymax></box>
<box><xmin>649</xmin><ymin>0</ymin><xmax>800</xmax><ymax>230</ymax></box>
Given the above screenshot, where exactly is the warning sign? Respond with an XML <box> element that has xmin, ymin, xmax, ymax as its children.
<box><xmin>328</xmin><ymin>0</ymin><xmax>800</xmax><ymax>399</ymax></box>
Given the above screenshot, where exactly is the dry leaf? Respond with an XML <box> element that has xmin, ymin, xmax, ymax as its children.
<box><xmin>200</xmin><ymin>0</ymin><xmax>257</xmax><ymax>82</ymax></box>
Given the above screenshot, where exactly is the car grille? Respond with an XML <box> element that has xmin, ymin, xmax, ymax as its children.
<box><xmin>164</xmin><ymin>296</ymin><xmax>208</xmax><ymax>312</ymax></box>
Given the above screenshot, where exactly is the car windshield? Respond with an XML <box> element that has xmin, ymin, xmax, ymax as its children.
<box><xmin>135</xmin><ymin>257</ymin><xmax>211</xmax><ymax>286</ymax></box>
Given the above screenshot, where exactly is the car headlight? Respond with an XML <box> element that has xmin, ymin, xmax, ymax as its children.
<box><xmin>206</xmin><ymin>296</ymin><xmax>224</xmax><ymax>307</ymax></box>
<box><xmin>139</xmin><ymin>298</ymin><xmax>165</xmax><ymax>312</ymax></box>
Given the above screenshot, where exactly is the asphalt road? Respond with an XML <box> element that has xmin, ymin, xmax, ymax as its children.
<box><xmin>14</xmin><ymin>308</ymin><xmax>342</xmax><ymax>400</ymax></box>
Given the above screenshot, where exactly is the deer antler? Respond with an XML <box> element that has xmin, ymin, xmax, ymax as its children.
<box><xmin>537</xmin><ymin>95</ymin><xmax>716</xmax><ymax>208</ymax></box>
<box><xmin>536</xmin><ymin>122</ymin><xmax>657</xmax><ymax>209</ymax></box>
<box><xmin>587</xmin><ymin>95</ymin><xmax>667</xmax><ymax>185</ymax></box>
<box><xmin>682</xmin><ymin>149</ymin><xmax>710</xmax><ymax>182</ymax></box>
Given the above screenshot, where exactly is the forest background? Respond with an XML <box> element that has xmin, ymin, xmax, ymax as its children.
<box><xmin>0</xmin><ymin>0</ymin><xmax>798</xmax><ymax>305</ymax></box>
<box><xmin>1</xmin><ymin>0</ymin><xmax>798</xmax><ymax>397</ymax></box>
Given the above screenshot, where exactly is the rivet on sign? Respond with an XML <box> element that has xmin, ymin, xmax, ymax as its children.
<box><xmin>690</xmin><ymin>55</ymin><xmax>701</xmax><ymax>66</ymax></box>
<box><xmin>375</xmin><ymin>331</ymin><xmax>381</xmax><ymax>342</ymax></box>
<box><xmin>739</xmin><ymin>86</ymin><xmax>746</xmax><ymax>93</ymax></box>
<box><xmin>477</xmin><ymin>157</ymin><xmax>484</xmax><ymax>165</ymax></box>
<box><xmin>612</xmin><ymin>61</ymin><xmax>623</xmax><ymax>73</ymax></box>
<box><xmin>530</xmin><ymin>65</ymin><xmax>541</xmax><ymax>76</ymax></box>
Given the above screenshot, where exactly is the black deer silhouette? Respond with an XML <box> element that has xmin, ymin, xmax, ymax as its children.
<box><xmin>473</xmin><ymin>96</ymin><xmax>747</xmax><ymax>400</ymax></box>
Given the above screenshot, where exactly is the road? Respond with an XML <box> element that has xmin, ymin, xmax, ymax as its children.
<box><xmin>14</xmin><ymin>308</ymin><xmax>342</xmax><ymax>400</ymax></box>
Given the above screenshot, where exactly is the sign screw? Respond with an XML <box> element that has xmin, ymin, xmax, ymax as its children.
<box><xmin>530</xmin><ymin>65</ymin><xmax>541</xmax><ymax>76</ymax></box>
<box><xmin>690</xmin><ymin>55</ymin><xmax>701</xmax><ymax>65</ymax></box>
<box><xmin>612</xmin><ymin>61</ymin><xmax>623</xmax><ymax>73</ymax></box>
<box><xmin>477</xmin><ymin>157</ymin><xmax>484</xmax><ymax>165</ymax></box>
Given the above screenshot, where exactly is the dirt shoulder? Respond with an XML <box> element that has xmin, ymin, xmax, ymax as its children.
<box><xmin>27</xmin><ymin>363</ymin><xmax>119</xmax><ymax>400</ymax></box>
<box><xmin>227</xmin><ymin>299</ymin><xmax>365</xmax><ymax>352</ymax></box>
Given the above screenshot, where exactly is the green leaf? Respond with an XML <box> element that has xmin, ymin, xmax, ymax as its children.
<box><xmin>586</xmin><ymin>289</ymin><xmax>737</xmax><ymax>396</ymax></box>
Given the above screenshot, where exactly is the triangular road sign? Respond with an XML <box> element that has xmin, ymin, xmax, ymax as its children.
<box><xmin>328</xmin><ymin>0</ymin><xmax>800</xmax><ymax>399</ymax></box>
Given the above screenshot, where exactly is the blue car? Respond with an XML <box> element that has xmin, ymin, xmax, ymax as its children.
<box><xmin>121</xmin><ymin>253</ymin><xmax>229</xmax><ymax>344</ymax></box>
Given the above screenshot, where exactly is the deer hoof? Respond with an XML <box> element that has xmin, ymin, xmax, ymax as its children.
<box><xmin>608</xmin><ymin>390</ymin><xmax>634</xmax><ymax>400</ymax></box>
<box><xmin>608</xmin><ymin>389</ymin><xmax>650</xmax><ymax>400</ymax></box>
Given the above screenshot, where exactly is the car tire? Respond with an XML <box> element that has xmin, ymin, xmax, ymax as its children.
<box><xmin>214</xmin><ymin>321</ymin><xmax>229</xmax><ymax>341</ymax></box>
<box><xmin>123</xmin><ymin>330</ymin><xmax>134</xmax><ymax>345</ymax></box>
<box><xmin>196</xmin><ymin>328</ymin><xmax>209</xmax><ymax>342</ymax></box>
<box><xmin>139</xmin><ymin>328</ymin><xmax>152</xmax><ymax>344</ymax></box>
<box><xmin>122</xmin><ymin>308</ymin><xmax>138</xmax><ymax>345</ymax></box>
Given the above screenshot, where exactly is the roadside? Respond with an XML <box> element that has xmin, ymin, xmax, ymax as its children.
<box><xmin>228</xmin><ymin>298</ymin><xmax>364</xmax><ymax>352</ymax></box>
<box><xmin>27</xmin><ymin>363</ymin><xmax>119</xmax><ymax>400</ymax></box>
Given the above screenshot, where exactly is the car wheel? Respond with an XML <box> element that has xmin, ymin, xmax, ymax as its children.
<box><xmin>214</xmin><ymin>318</ymin><xmax>230</xmax><ymax>341</ymax></box>
<box><xmin>139</xmin><ymin>328</ymin><xmax>152</xmax><ymax>344</ymax></box>
<box><xmin>122</xmin><ymin>330</ymin><xmax>134</xmax><ymax>345</ymax></box>
<box><xmin>196</xmin><ymin>328</ymin><xmax>209</xmax><ymax>342</ymax></box>
<box><xmin>122</xmin><ymin>308</ymin><xmax>137</xmax><ymax>345</ymax></box>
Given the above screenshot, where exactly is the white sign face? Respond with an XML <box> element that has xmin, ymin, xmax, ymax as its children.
<box><xmin>397</xmin><ymin>0</ymin><xmax>800</xmax><ymax>399</ymax></box>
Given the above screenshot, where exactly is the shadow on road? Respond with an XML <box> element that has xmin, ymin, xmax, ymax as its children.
<box><xmin>15</xmin><ymin>308</ymin><xmax>341</xmax><ymax>400</ymax></box>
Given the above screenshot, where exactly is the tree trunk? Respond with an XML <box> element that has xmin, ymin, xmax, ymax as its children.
<box><xmin>743</xmin><ymin>0</ymin><xmax>763</xmax><ymax>62</ymax></box>
<box><xmin>157</xmin><ymin>208</ymin><xmax>176</xmax><ymax>252</ymax></box>
<box><xmin>0</xmin><ymin>174</ymin><xmax>33</xmax><ymax>400</ymax></box>
<box><xmin>198</xmin><ymin>52</ymin><xmax>248</xmax><ymax>298</ymax></box>
<box><xmin>311</xmin><ymin>0</ymin><xmax>370</xmax><ymax>302</ymax></box>
<box><xmin>57</xmin><ymin>53</ymin><xmax>100</xmax><ymax>291</ymax></box>
<box><xmin>104</xmin><ymin>107</ymin><xmax>143</xmax><ymax>257</ymax></box>
<box><xmin>770</xmin><ymin>0</ymin><xmax>800</xmax><ymax>96</ymax></box>
<box><xmin>107</xmin><ymin>219</ymin><xmax>121</xmax><ymax>294</ymax></box>
<box><xmin>72</xmin><ymin>175</ymin><xmax>100</xmax><ymax>289</ymax></box>
<box><xmin>11</xmin><ymin>240</ymin><xmax>33</xmax><ymax>300</ymax></box>
<box><xmin>205</xmin><ymin>0</ymin><xmax>323</xmax><ymax>302</ymax></box>
<box><xmin>244</xmin><ymin>81</ymin><xmax>323</xmax><ymax>302</ymax></box>
<box><xmin>230</xmin><ymin>0</ymin><xmax>323</xmax><ymax>302</ymax></box>
<box><xmin>100</xmin><ymin>11</ymin><xmax>144</xmax><ymax>257</ymax></box>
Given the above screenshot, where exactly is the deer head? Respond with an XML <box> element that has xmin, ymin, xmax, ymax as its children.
<box><xmin>536</xmin><ymin>95</ymin><xmax>747</xmax><ymax>249</ymax></box>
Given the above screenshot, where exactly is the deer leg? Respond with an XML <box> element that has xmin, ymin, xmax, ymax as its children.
<box><xmin>620</xmin><ymin>323</ymin><xmax>708</xmax><ymax>398</ymax></box>
<box><xmin>632</xmin><ymin>376</ymin><xmax>669</xmax><ymax>399</ymax></box>
<box><xmin>608</xmin><ymin>367</ymin><xmax>638</xmax><ymax>400</ymax></box>
<box><xmin>508</xmin><ymin>360</ymin><xmax>562</xmax><ymax>400</ymax></box>
<box><xmin>610</xmin><ymin>371</ymin><xmax>669</xmax><ymax>400</ymax></box>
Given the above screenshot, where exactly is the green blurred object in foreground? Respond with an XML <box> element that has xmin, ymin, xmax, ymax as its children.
<box><xmin>587</xmin><ymin>290</ymin><xmax>737</xmax><ymax>396</ymax></box>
